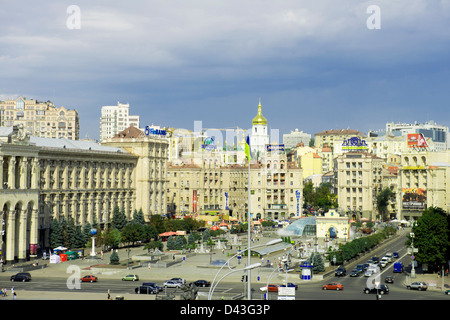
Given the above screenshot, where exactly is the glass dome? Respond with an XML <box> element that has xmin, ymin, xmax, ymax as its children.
<box><xmin>285</xmin><ymin>217</ymin><xmax>316</xmax><ymax>236</ymax></box>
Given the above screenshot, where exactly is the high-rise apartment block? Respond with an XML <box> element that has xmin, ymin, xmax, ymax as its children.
<box><xmin>99</xmin><ymin>102</ymin><xmax>140</xmax><ymax>141</ymax></box>
<box><xmin>0</xmin><ymin>97</ymin><xmax>79</xmax><ymax>140</ymax></box>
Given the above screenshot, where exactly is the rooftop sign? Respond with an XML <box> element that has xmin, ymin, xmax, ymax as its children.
<box><xmin>342</xmin><ymin>136</ymin><xmax>368</xmax><ymax>150</ymax></box>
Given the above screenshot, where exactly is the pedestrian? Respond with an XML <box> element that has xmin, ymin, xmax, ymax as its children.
<box><xmin>13</xmin><ymin>291</ymin><xmax>16</xmax><ymax>300</ymax></box>
<box><xmin>107</xmin><ymin>289</ymin><xmax>110</xmax><ymax>300</ymax></box>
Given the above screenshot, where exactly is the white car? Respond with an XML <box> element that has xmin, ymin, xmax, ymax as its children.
<box><xmin>364</xmin><ymin>270</ymin><xmax>374</xmax><ymax>277</ymax></box>
<box><xmin>380</xmin><ymin>258</ymin><xmax>389</xmax><ymax>268</ymax></box>
<box><xmin>163</xmin><ymin>280</ymin><xmax>183</xmax><ymax>288</ymax></box>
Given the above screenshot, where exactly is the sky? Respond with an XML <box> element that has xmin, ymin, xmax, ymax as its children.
<box><xmin>1</xmin><ymin>0</ymin><xmax>449</xmax><ymax>141</ymax></box>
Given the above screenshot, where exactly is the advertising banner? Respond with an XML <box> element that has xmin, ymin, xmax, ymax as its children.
<box><xmin>402</xmin><ymin>188</ymin><xmax>427</xmax><ymax>210</ymax></box>
<box><xmin>193</xmin><ymin>190</ymin><xmax>197</xmax><ymax>213</ymax></box>
<box><xmin>407</xmin><ymin>133</ymin><xmax>428</xmax><ymax>148</ymax></box>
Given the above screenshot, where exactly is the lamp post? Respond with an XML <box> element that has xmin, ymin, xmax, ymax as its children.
<box><xmin>208</xmin><ymin>263</ymin><xmax>261</xmax><ymax>300</ymax></box>
<box><xmin>208</xmin><ymin>238</ymin><xmax>282</xmax><ymax>300</ymax></box>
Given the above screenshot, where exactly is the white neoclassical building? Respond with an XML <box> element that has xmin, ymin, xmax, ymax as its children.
<box><xmin>0</xmin><ymin>125</ymin><xmax>168</xmax><ymax>264</ymax></box>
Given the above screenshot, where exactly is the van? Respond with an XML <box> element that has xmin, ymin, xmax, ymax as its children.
<box><xmin>393</xmin><ymin>262</ymin><xmax>403</xmax><ymax>273</ymax></box>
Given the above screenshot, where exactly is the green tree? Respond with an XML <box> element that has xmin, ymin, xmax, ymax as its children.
<box><xmin>133</xmin><ymin>208</ymin><xmax>146</xmax><ymax>225</ymax></box>
<box><xmin>166</xmin><ymin>235</ymin><xmax>175</xmax><ymax>250</ymax></box>
<box><xmin>111</xmin><ymin>205</ymin><xmax>127</xmax><ymax>231</ymax></box>
<box><xmin>376</xmin><ymin>187</ymin><xmax>395</xmax><ymax>221</ymax></box>
<box><xmin>408</xmin><ymin>207</ymin><xmax>449</xmax><ymax>272</ymax></box>
<box><xmin>150</xmin><ymin>214</ymin><xmax>165</xmax><ymax>233</ymax></box>
<box><xmin>109</xmin><ymin>250</ymin><xmax>120</xmax><ymax>265</ymax></box>
<box><xmin>49</xmin><ymin>218</ymin><xmax>63</xmax><ymax>248</ymax></box>
<box><xmin>104</xmin><ymin>228</ymin><xmax>122</xmax><ymax>249</ymax></box>
<box><xmin>121</xmin><ymin>222</ymin><xmax>144</xmax><ymax>246</ymax></box>
<box><xmin>308</xmin><ymin>252</ymin><xmax>325</xmax><ymax>272</ymax></box>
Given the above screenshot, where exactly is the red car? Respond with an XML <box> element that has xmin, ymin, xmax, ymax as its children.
<box><xmin>322</xmin><ymin>282</ymin><xmax>343</xmax><ymax>290</ymax></box>
<box><xmin>260</xmin><ymin>284</ymin><xmax>279</xmax><ymax>292</ymax></box>
<box><xmin>80</xmin><ymin>275</ymin><xmax>98</xmax><ymax>283</ymax></box>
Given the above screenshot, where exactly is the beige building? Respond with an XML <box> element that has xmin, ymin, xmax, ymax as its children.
<box><xmin>397</xmin><ymin>150</ymin><xmax>450</xmax><ymax>221</ymax></box>
<box><xmin>167</xmin><ymin>152</ymin><xmax>303</xmax><ymax>224</ymax></box>
<box><xmin>0</xmin><ymin>125</ymin><xmax>137</xmax><ymax>264</ymax></box>
<box><xmin>102</xmin><ymin>126</ymin><xmax>169</xmax><ymax>219</ymax></box>
<box><xmin>0</xmin><ymin>97</ymin><xmax>79</xmax><ymax>140</ymax></box>
<box><xmin>335</xmin><ymin>151</ymin><xmax>385</xmax><ymax>221</ymax></box>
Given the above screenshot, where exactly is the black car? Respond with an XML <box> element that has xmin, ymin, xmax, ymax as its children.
<box><xmin>349</xmin><ymin>269</ymin><xmax>359</xmax><ymax>277</ymax></box>
<box><xmin>142</xmin><ymin>282</ymin><xmax>163</xmax><ymax>292</ymax></box>
<box><xmin>193</xmin><ymin>280</ymin><xmax>211</xmax><ymax>287</ymax></box>
<box><xmin>363</xmin><ymin>284</ymin><xmax>389</xmax><ymax>295</ymax></box>
<box><xmin>10</xmin><ymin>272</ymin><xmax>31</xmax><ymax>282</ymax></box>
<box><xmin>385</xmin><ymin>276</ymin><xmax>394</xmax><ymax>283</ymax></box>
<box><xmin>135</xmin><ymin>285</ymin><xmax>159</xmax><ymax>294</ymax></box>
<box><xmin>335</xmin><ymin>267</ymin><xmax>346</xmax><ymax>277</ymax></box>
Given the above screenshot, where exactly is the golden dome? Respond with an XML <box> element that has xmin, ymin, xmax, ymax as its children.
<box><xmin>252</xmin><ymin>100</ymin><xmax>267</xmax><ymax>126</ymax></box>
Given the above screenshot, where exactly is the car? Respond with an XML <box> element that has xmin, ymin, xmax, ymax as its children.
<box><xmin>280</xmin><ymin>283</ymin><xmax>298</xmax><ymax>290</ymax></box>
<box><xmin>80</xmin><ymin>275</ymin><xmax>98</xmax><ymax>283</ymax></box>
<box><xmin>349</xmin><ymin>269</ymin><xmax>360</xmax><ymax>277</ymax></box>
<box><xmin>193</xmin><ymin>280</ymin><xmax>211</xmax><ymax>287</ymax></box>
<box><xmin>356</xmin><ymin>264</ymin><xmax>364</xmax><ymax>273</ymax></box>
<box><xmin>322</xmin><ymin>282</ymin><xmax>344</xmax><ymax>290</ymax></box>
<box><xmin>372</xmin><ymin>256</ymin><xmax>379</xmax><ymax>263</ymax></box>
<box><xmin>380</xmin><ymin>258</ymin><xmax>388</xmax><ymax>268</ymax></box>
<box><xmin>364</xmin><ymin>269</ymin><xmax>374</xmax><ymax>277</ymax></box>
<box><xmin>122</xmin><ymin>274</ymin><xmax>139</xmax><ymax>281</ymax></box>
<box><xmin>259</xmin><ymin>284</ymin><xmax>279</xmax><ymax>292</ymax></box>
<box><xmin>169</xmin><ymin>277</ymin><xmax>186</xmax><ymax>284</ymax></box>
<box><xmin>384</xmin><ymin>253</ymin><xmax>393</xmax><ymax>262</ymax></box>
<box><xmin>406</xmin><ymin>282</ymin><xmax>428</xmax><ymax>291</ymax></box>
<box><xmin>135</xmin><ymin>285</ymin><xmax>159</xmax><ymax>294</ymax></box>
<box><xmin>335</xmin><ymin>267</ymin><xmax>346</xmax><ymax>277</ymax></box>
<box><xmin>393</xmin><ymin>252</ymin><xmax>399</xmax><ymax>258</ymax></box>
<box><xmin>445</xmin><ymin>290</ymin><xmax>450</xmax><ymax>295</ymax></box>
<box><xmin>10</xmin><ymin>272</ymin><xmax>31</xmax><ymax>282</ymax></box>
<box><xmin>363</xmin><ymin>284</ymin><xmax>389</xmax><ymax>295</ymax></box>
<box><xmin>362</xmin><ymin>263</ymin><xmax>370</xmax><ymax>271</ymax></box>
<box><xmin>385</xmin><ymin>276</ymin><xmax>394</xmax><ymax>283</ymax></box>
<box><xmin>164</xmin><ymin>280</ymin><xmax>183</xmax><ymax>288</ymax></box>
<box><xmin>142</xmin><ymin>282</ymin><xmax>163</xmax><ymax>292</ymax></box>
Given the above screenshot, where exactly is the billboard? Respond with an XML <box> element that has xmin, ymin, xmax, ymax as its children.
<box><xmin>193</xmin><ymin>190</ymin><xmax>197</xmax><ymax>213</ymax></box>
<box><xmin>402</xmin><ymin>188</ymin><xmax>426</xmax><ymax>210</ymax></box>
<box><xmin>407</xmin><ymin>133</ymin><xmax>428</xmax><ymax>148</ymax></box>
<box><xmin>341</xmin><ymin>136</ymin><xmax>368</xmax><ymax>150</ymax></box>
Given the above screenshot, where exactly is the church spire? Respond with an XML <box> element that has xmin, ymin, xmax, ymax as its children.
<box><xmin>252</xmin><ymin>99</ymin><xmax>267</xmax><ymax>126</ymax></box>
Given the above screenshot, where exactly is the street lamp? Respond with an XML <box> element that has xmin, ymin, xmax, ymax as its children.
<box><xmin>208</xmin><ymin>263</ymin><xmax>261</xmax><ymax>300</ymax></box>
<box><xmin>208</xmin><ymin>238</ymin><xmax>282</xmax><ymax>300</ymax></box>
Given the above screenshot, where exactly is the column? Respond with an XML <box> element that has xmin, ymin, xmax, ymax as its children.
<box><xmin>18</xmin><ymin>209</ymin><xmax>28</xmax><ymax>261</ymax></box>
<box><xmin>8</xmin><ymin>156</ymin><xmax>15</xmax><ymax>189</ymax></box>
<box><xmin>6</xmin><ymin>210</ymin><xmax>15</xmax><ymax>263</ymax></box>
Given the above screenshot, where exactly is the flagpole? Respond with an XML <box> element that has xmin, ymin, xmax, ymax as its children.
<box><xmin>247</xmin><ymin>154</ymin><xmax>251</xmax><ymax>300</ymax></box>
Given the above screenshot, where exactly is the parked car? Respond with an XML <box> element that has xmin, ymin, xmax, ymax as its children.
<box><xmin>10</xmin><ymin>272</ymin><xmax>31</xmax><ymax>282</ymax></box>
<box><xmin>142</xmin><ymin>282</ymin><xmax>163</xmax><ymax>292</ymax></box>
<box><xmin>335</xmin><ymin>267</ymin><xmax>346</xmax><ymax>277</ymax></box>
<box><xmin>385</xmin><ymin>276</ymin><xmax>394</xmax><ymax>283</ymax></box>
<box><xmin>193</xmin><ymin>280</ymin><xmax>211</xmax><ymax>287</ymax></box>
<box><xmin>259</xmin><ymin>284</ymin><xmax>279</xmax><ymax>292</ymax></box>
<box><xmin>122</xmin><ymin>274</ymin><xmax>139</xmax><ymax>281</ymax></box>
<box><xmin>406</xmin><ymin>282</ymin><xmax>428</xmax><ymax>291</ymax></box>
<box><xmin>280</xmin><ymin>283</ymin><xmax>298</xmax><ymax>290</ymax></box>
<box><xmin>363</xmin><ymin>284</ymin><xmax>389</xmax><ymax>295</ymax></box>
<box><xmin>322</xmin><ymin>282</ymin><xmax>344</xmax><ymax>290</ymax></box>
<box><xmin>80</xmin><ymin>275</ymin><xmax>98</xmax><ymax>283</ymax></box>
<box><xmin>135</xmin><ymin>285</ymin><xmax>159</xmax><ymax>294</ymax></box>
<box><xmin>164</xmin><ymin>280</ymin><xmax>183</xmax><ymax>288</ymax></box>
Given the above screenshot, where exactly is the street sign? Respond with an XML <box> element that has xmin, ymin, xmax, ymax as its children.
<box><xmin>278</xmin><ymin>287</ymin><xmax>295</xmax><ymax>300</ymax></box>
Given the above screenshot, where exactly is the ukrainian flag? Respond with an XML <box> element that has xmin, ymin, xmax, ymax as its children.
<box><xmin>245</xmin><ymin>135</ymin><xmax>251</xmax><ymax>160</ymax></box>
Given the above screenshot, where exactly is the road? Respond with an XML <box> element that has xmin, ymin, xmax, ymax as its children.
<box><xmin>1</xmin><ymin>230</ymin><xmax>448</xmax><ymax>300</ymax></box>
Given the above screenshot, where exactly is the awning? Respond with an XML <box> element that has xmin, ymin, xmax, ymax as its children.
<box><xmin>159</xmin><ymin>231</ymin><xmax>177</xmax><ymax>237</ymax></box>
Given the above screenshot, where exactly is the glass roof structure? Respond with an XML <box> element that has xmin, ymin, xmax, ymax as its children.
<box><xmin>285</xmin><ymin>217</ymin><xmax>317</xmax><ymax>236</ymax></box>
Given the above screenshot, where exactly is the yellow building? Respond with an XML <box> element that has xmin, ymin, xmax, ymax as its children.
<box><xmin>0</xmin><ymin>96</ymin><xmax>79</xmax><ymax>140</ymax></box>
<box><xmin>397</xmin><ymin>150</ymin><xmax>450</xmax><ymax>221</ymax></box>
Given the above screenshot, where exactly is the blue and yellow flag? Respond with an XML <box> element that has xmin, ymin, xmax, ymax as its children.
<box><xmin>245</xmin><ymin>135</ymin><xmax>251</xmax><ymax>160</ymax></box>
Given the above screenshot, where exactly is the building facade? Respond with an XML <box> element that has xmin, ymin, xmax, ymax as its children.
<box><xmin>334</xmin><ymin>151</ymin><xmax>385</xmax><ymax>221</ymax></box>
<box><xmin>0</xmin><ymin>97</ymin><xmax>79</xmax><ymax>140</ymax></box>
<box><xmin>102</xmin><ymin>126</ymin><xmax>169</xmax><ymax>219</ymax></box>
<box><xmin>0</xmin><ymin>125</ymin><xmax>137</xmax><ymax>264</ymax></box>
<box><xmin>99</xmin><ymin>102</ymin><xmax>140</xmax><ymax>141</ymax></box>
<box><xmin>396</xmin><ymin>150</ymin><xmax>450</xmax><ymax>221</ymax></box>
